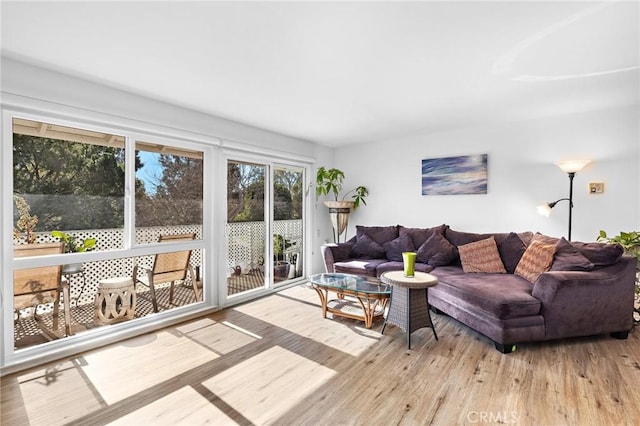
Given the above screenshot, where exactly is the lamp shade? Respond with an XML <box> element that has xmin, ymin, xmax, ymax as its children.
<box><xmin>537</xmin><ymin>204</ymin><xmax>552</xmax><ymax>217</ymax></box>
<box><xmin>556</xmin><ymin>159</ymin><xmax>591</xmax><ymax>173</ymax></box>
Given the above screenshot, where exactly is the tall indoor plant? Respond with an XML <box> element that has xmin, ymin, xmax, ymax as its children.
<box><xmin>315</xmin><ymin>166</ymin><xmax>368</xmax><ymax>243</ymax></box>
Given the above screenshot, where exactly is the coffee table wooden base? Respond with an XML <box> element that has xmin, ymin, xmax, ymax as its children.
<box><xmin>312</xmin><ymin>286</ymin><xmax>388</xmax><ymax>329</ymax></box>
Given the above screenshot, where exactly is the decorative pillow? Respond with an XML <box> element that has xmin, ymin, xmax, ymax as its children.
<box><xmin>497</xmin><ymin>232</ymin><xmax>527</xmax><ymax>274</ymax></box>
<box><xmin>532</xmin><ymin>233</ymin><xmax>559</xmax><ymax>245</ymax></box>
<box><xmin>515</xmin><ymin>240</ymin><xmax>557</xmax><ymax>283</ymax></box>
<box><xmin>416</xmin><ymin>232</ymin><xmax>456</xmax><ymax>266</ymax></box>
<box><xmin>458</xmin><ymin>237</ymin><xmax>507</xmax><ymax>273</ymax></box>
<box><xmin>356</xmin><ymin>225</ymin><xmax>399</xmax><ymax>245</ymax></box>
<box><xmin>351</xmin><ymin>234</ymin><xmax>386</xmax><ymax>258</ymax></box>
<box><xmin>550</xmin><ymin>238</ymin><xmax>595</xmax><ymax>271</ymax></box>
<box><xmin>384</xmin><ymin>234</ymin><xmax>415</xmax><ymax>261</ymax></box>
<box><xmin>399</xmin><ymin>224</ymin><xmax>448</xmax><ymax>248</ymax></box>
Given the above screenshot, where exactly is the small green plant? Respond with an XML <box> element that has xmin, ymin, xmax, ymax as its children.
<box><xmin>51</xmin><ymin>230</ymin><xmax>97</xmax><ymax>253</ymax></box>
<box><xmin>315</xmin><ymin>166</ymin><xmax>368</xmax><ymax>209</ymax></box>
<box><xmin>13</xmin><ymin>195</ymin><xmax>39</xmax><ymax>244</ymax></box>
<box><xmin>597</xmin><ymin>230</ymin><xmax>640</xmax><ymax>264</ymax></box>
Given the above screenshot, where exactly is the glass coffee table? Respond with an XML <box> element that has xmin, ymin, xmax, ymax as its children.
<box><xmin>309</xmin><ymin>273</ymin><xmax>391</xmax><ymax>329</ymax></box>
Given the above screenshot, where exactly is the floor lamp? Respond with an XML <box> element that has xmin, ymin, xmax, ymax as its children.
<box><xmin>537</xmin><ymin>160</ymin><xmax>591</xmax><ymax>241</ymax></box>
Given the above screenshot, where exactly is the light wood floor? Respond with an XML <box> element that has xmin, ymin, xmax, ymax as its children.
<box><xmin>2</xmin><ymin>284</ymin><xmax>639</xmax><ymax>426</ymax></box>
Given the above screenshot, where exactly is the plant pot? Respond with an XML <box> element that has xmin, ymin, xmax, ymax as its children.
<box><xmin>62</xmin><ymin>263</ymin><xmax>84</xmax><ymax>274</ymax></box>
<box><xmin>274</xmin><ymin>261</ymin><xmax>290</xmax><ymax>279</ymax></box>
<box><xmin>324</xmin><ymin>201</ymin><xmax>355</xmax><ymax>243</ymax></box>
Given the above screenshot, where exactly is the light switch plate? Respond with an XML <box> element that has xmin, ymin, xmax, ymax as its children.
<box><xmin>589</xmin><ymin>182</ymin><xmax>604</xmax><ymax>193</ymax></box>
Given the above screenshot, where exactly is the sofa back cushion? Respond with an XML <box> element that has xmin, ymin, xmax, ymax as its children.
<box><xmin>356</xmin><ymin>225</ymin><xmax>399</xmax><ymax>246</ymax></box>
<box><xmin>399</xmin><ymin>224</ymin><xmax>448</xmax><ymax>248</ymax></box>
<box><xmin>570</xmin><ymin>241</ymin><xmax>624</xmax><ymax>266</ymax></box>
<box><xmin>531</xmin><ymin>233</ymin><xmax>616</xmax><ymax>269</ymax></box>
<box><xmin>445</xmin><ymin>228</ymin><xmax>531</xmax><ymax>265</ymax></box>
<box><xmin>550</xmin><ymin>238</ymin><xmax>595</xmax><ymax>271</ymax></box>
<box><xmin>351</xmin><ymin>234</ymin><xmax>386</xmax><ymax>258</ymax></box>
<box><xmin>458</xmin><ymin>237</ymin><xmax>507</xmax><ymax>273</ymax></box>
<box><xmin>416</xmin><ymin>232</ymin><xmax>457</xmax><ymax>266</ymax></box>
<box><xmin>383</xmin><ymin>234</ymin><xmax>415</xmax><ymax>261</ymax></box>
<box><xmin>497</xmin><ymin>232</ymin><xmax>528</xmax><ymax>274</ymax></box>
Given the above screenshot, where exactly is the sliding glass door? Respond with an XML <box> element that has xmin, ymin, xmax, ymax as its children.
<box><xmin>225</xmin><ymin>160</ymin><xmax>305</xmax><ymax>298</ymax></box>
<box><xmin>272</xmin><ymin>165</ymin><xmax>304</xmax><ymax>285</ymax></box>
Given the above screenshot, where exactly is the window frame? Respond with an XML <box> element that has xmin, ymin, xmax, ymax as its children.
<box><xmin>2</xmin><ymin>108</ymin><xmax>216</xmax><ymax>371</ymax></box>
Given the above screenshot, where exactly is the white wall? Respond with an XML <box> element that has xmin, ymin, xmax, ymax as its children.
<box><xmin>334</xmin><ymin>106</ymin><xmax>639</xmax><ymax>243</ymax></box>
<box><xmin>1</xmin><ymin>57</ymin><xmax>335</xmax><ymax>274</ymax></box>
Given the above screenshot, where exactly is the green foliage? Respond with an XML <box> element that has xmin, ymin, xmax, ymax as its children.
<box><xmin>13</xmin><ymin>134</ymin><xmax>126</xmax><ymax>230</ymax></box>
<box><xmin>51</xmin><ymin>230</ymin><xmax>96</xmax><ymax>253</ymax></box>
<box><xmin>227</xmin><ymin>163</ymin><xmax>302</xmax><ymax>223</ymax></box>
<box><xmin>597</xmin><ymin>230</ymin><xmax>640</xmax><ymax>261</ymax></box>
<box><xmin>13</xmin><ymin>195</ymin><xmax>38</xmax><ymax>244</ymax></box>
<box><xmin>315</xmin><ymin>166</ymin><xmax>368</xmax><ymax>209</ymax></box>
<box><xmin>136</xmin><ymin>154</ymin><xmax>203</xmax><ymax>226</ymax></box>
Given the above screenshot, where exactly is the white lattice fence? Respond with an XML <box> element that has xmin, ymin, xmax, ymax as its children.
<box><xmin>226</xmin><ymin>220</ymin><xmax>303</xmax><ymax>274</ymax></box>
<box><xmin>23</xmin><ymin>225</ymin><xmax>203</xmax><ymax>306</ymax></box>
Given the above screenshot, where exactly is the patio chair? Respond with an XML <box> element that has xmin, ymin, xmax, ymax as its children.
<box><xmin>13</xmin><ymin>242</ymin><xmax>72</xmax><ymax>339</ymax></box>
<box><xmin>133</xmin><ymin>233</ymin><xmax>199</xmax><ymax>312</ymax></box>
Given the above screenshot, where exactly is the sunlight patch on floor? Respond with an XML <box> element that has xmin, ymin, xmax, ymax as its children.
<box><xmin>233</xmin><ymin>285</ymin><xmax>383</xmax><ymax>357</ymax></box>
<box><xmin>17</xmin><ymin>360</ymin><xmax>105</xmax><ymax>425</ymax></box>
<box><xmin>175</xmin><ymin>318</ymin><xmax>260</xmax><ymax>355</ymax></box>
<box><xmin>80</xmin><ymin>329</ymin><xmax>218</xmax><ymax>405</ymax></box>
<box><xmin>108</xmin><ymin>386</ymin><xmax>237</xmax><ymax>426</ymax></box>
<box><xmin>203</xmin><ymin>345</ymin><xmax>336</xmax><ymax>425</ymax></box>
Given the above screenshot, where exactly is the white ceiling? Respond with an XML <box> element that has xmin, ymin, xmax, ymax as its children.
<box><xmin>1</xmin><ymin>1</ymin><xmax>638</xmax><ymax>147</ymax></box>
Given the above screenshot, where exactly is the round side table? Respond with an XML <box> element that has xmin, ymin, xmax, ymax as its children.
<box><xmin>380</xmin><ymin>270</ymin><xmax>439</xmax><ymax>349</ymax></box>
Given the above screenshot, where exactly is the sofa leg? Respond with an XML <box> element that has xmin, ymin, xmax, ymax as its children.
<box><xmin>430</xmin><ymin>306</ymin><xmax>445</xmax><ymax>315</ymax></box>
<box><xmin>494</xmin><ymin>342</ymin><xmax>515</xmax><ymax>354</ymax></box>
<box><xmin>611</xmin><ymin>330</ymin><xmax>629</xmax><ymax>340</ymax></box>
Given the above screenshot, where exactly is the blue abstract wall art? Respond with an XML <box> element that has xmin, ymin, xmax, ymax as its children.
<box><xmin>421</xmin><ymin>154</ymin><xmax>488</xmax><ymax>195</ymax></box>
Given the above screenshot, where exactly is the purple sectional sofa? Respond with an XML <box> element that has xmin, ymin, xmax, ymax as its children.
<box><xmin>321</xmin><ymin>225</ymin><xmax>636</xmax><ymax>353</ymax></box>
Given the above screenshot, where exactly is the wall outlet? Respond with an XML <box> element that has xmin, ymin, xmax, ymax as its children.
<box><xmin>589</xmin><ymin>182</ymin><xmax>604</xmax><ymax>193</ymax></box>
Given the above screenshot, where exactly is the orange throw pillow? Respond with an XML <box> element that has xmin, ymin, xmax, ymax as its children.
<box><xmin>515</xmin><ymin>240</ymin><xmax>557</xmax><ymax>283</ymax></box>
<box><xmin>458</xmin><ymin>237</ymin><xmax>507</xmax><ymax>274</ymax></box>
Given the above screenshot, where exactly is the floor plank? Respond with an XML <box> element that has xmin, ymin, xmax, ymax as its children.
<box><xmin>2</xmin><ymin>283</ymin><xmax>639</xmax><ymax>425</ymax></box>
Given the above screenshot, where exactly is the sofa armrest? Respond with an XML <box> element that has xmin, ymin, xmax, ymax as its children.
<box><xmin>531</xmin><ymin>256</ymin><xmax>636</xmax><ymax>339</ymax></box>
<box><xmin>321</xmin><ymin>242</ymin><xmax>354</xmax><ymax>273</ymax></box>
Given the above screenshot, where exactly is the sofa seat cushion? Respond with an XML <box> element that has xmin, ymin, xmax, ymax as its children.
<box><xmin>334</xmin><ymin>258</ymin><xmax>388</xmax><ymax>277</ymax></box>
<box><xmin>377</xmin><ymin>261</ymin><xmax>434</xmax><ymax>277</ymax></box>
<box><xmin>430</xmin><ymin>269</ymin><xmax>541</xmax><ymax>319</ymax></box>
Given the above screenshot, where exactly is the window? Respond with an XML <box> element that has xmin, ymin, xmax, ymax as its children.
<box><xmin>13</xmin><ymin>118</ymin><xmax>125</xmax><ymax>246</ymax></box>
<box><xmin>9</xmin><ymin>116</ymin><xmax>208</xmax><ymax>353</ymax></box>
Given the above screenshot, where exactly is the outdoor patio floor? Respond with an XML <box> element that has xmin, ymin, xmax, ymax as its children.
<box><xmin>14</xmin><ymin>273</ymin><xmax>267</xmax><ymax>350</ymax></box>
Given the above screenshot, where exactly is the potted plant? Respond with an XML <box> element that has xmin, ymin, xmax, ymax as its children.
<box><xmin>273</xmin><ymin>234</ymin><xmax>292</xmax><ymax>279</ymax></box>
<box><xmin>598</xmin><ymin>230</ymin><xmax>640</xmax><ymax>324</ymax></box>
<box><xmin>51</xmin><ymin>230</ymin><xmax>97</xmax><ymax>273</ymax></box>
<box><xmin>315</xmin><ymin>167</ymin><xmax>368</xmax><ymax>243</ymax></box>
